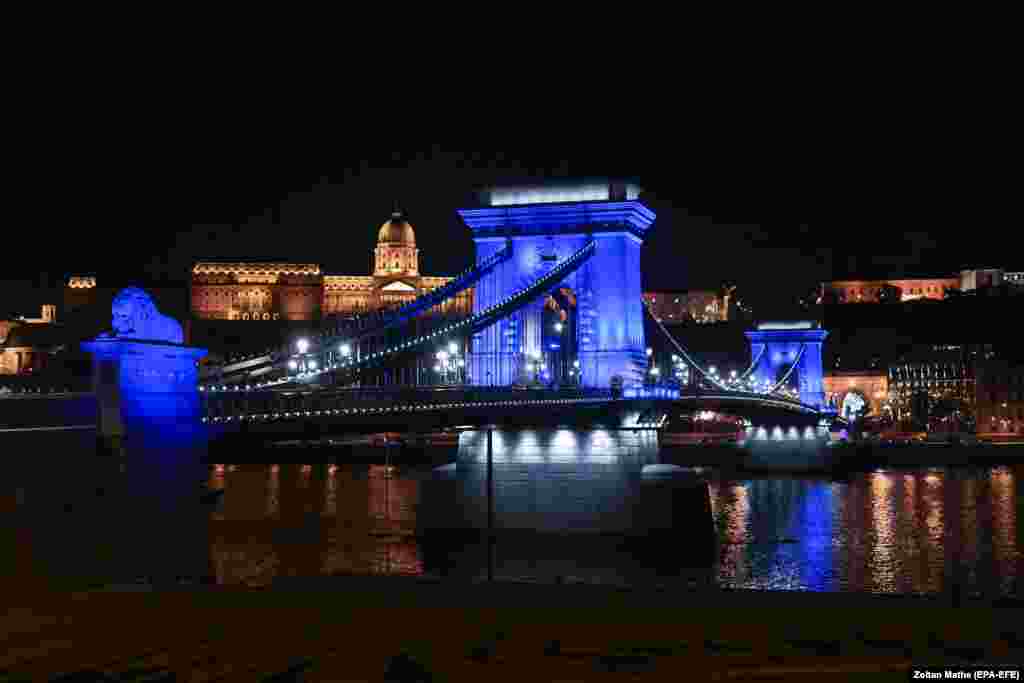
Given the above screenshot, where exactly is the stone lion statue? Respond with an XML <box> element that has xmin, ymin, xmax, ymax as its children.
<box><xmin>98</xmin><ymin>287</ymin><xmax>184</xmax><ymax>344</ymax></box>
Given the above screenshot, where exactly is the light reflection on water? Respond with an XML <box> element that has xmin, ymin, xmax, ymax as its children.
<box><xmin>5</xmin><ymin>429</ymin><xmax>1021</xmax><ymax>597</ymax></box>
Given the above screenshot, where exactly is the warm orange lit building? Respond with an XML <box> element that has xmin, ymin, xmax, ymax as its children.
<box><xmin>642</xmin><ymin>289</ymin><xmax>733</xmax><ymax>323</ymax></box>
<box><xmin>821</xmin><ymin>268</ymin><xmax>1019</xmax><ymax>303</ymax></box>
<box><xmin>0</xmin><ymin>305</ymin><xmax>63</xmax><ymax>375</ymax></box>
<box><xmin>976</xmin><ymin>360</ymin><xmax>1024</xmax><ymax>436</ymax></box>
<box><xmin>823</xmin><ymin>371</ymin><xmax>889</xmax><ymax>418</ymax></box>
<box><xmin>190</xmin><ymin>208</ymin><xmax>472</xmax><ymax>323</ymax></box>
<box><xmin>821</xmin><ymin>278</ymin><xmax>959</xmax><ymax>303</ymax></box>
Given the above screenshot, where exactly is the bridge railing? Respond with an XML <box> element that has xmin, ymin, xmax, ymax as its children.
<box><xmin>0</xmin><ymin>373</ymin><xmax>91</xmax><ymax>396</ymax></box>
<box><xmin>201</xmin><ymin>385</ymin><xmax>616</xmax><ymax>420</ymax></box>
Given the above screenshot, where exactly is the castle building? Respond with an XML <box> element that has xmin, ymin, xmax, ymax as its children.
<box><xmin>820</xmin><ymin>268</ymin><xmax>1022</xmax><ymax>303</ymax></box>
<box><xmin>189</xmin><ymin>207</ymin><xmax>473</xmax><ymax>323</ymax></box>
<box><xmin>642</xmin><ymin>290</ymin><xmax>734</xmax><ymax>323</ymax></box>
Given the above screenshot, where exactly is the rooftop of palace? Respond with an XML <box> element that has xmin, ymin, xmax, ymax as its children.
<box><xmin>193</xmin><ymin>262</ymin><xmax>322</xmax><ymax>276</ymax></box>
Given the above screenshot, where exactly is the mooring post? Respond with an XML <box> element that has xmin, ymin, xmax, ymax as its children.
<box><xmin>487</xmin><ymin>427</ymin><xmax>494</xmax><ymax>583</ymax></box>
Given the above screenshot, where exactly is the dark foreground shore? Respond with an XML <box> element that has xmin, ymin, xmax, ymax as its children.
<box><xmin>3</xmin><ymin>578</ymin><xmax>1021</xmax><ymax>680</ymax></box>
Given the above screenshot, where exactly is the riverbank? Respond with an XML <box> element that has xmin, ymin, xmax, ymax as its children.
<box><xmin>3</xmin><ymin>578</ymin><xmax>1021</xmax><ymax>680</ymax></box>
<box><xmin>660</xmin><ymin>442</ymin><xmax>1024</xmax><ymax>473</ymax></box>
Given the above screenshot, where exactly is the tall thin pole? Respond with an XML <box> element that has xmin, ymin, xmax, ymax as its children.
<box><xmin>385</xmin><ymin>438</ymin><xmax>391</xmax><ymax>575</ymax></box>
<box><xmin>487</xmin><ymin>427</ymin><xmax>494</xmax><ymax>583</ymax></box>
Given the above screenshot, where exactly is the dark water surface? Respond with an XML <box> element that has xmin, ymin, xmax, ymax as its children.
<box><xmin>3</xmin><ymin>429</ymin><xmax>1021</xmax><ymax>598</ymax></box>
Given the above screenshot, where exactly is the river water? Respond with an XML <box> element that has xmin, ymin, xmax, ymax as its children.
<box><xmin>3</xmin><ymin>429</ymin><xmax>1021</xmax><ymax>598</ymax></box>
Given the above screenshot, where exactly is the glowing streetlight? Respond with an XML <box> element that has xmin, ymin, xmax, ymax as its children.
<box><xmin>573</xmin><ymin>359</ymin><xmax>580</xmax><ymax>368</ymax></box>
<box><xmin>339</xmin><ymin>344</ymin><xmax>351</xmax><ymax>357</ymax></box>
<box><xmin>554</xmin><ymin>322</ymin><xmax>563</xmax><ymax>333</ymax></box>
<box><xmin>646</xmin><ymin>348</ymin><xmax>653</xmax><ymax>357</ymax></box>
<box><xmin>709</xmin><ymin>366</ymin><xmax>717</xmax><ymax>374</ymax></box>
<box><xmin>730</xmin><ymin>370</ymin><xmax>737</xmax><ymax>378</ymax></box>
<box><xmin>308</xmin><ymin>360</ymin><xmax>317</xmax><ymax>370</ymax></box>
<box><xmin>288</xmin><ymin>360</ymin><xmax>298</xmax><ymax>370</ymax></box>
<box><xmin>296</xmin><ymin>338</ymin><xmax>309</xmax><ymax>354</ymax></box>
<box><xmin>650</xmin><ymin>367</ymin><xmax>660</xmax><ymax>376</ymax></box>
<box><xmin>448</xmin><ymin>341</ymin><xmax>459</xmax><ymax>355</ymax></box>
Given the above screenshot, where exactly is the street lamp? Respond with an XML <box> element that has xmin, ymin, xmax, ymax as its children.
<box><xmin>554</xmin><ymin>322</ymin><xmax>563</xmax><ymax>333</ymax></box>
<box><xmin>340</xmin><ymin>344</ymin><xmax>351</xmax><ymax>357</ymax></box>
<box><xmin>448</xmin><ymin>341</ymin><xmax>459</xmax><ymax>355</ymax></box>
<box><xmin>296</xmin><ymin>338</ymin><xmax>309</xmax><ymax>354</ymax></box>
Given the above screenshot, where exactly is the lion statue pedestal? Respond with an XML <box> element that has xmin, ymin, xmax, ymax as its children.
<box><xmin>80</xmin><ymin>287</ymin><xmax>213</xmax><ymax>585</ymax></box>
<box><xmin>81</xmin><ymin>287</ymin><xmax>208</xmax><ymax>438</ymax></box>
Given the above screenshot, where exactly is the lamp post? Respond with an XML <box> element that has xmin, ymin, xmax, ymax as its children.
<box><xmin>293</xmin><ymin>338</ymin><xmax>312</xmax><ymax>375</ymax></box>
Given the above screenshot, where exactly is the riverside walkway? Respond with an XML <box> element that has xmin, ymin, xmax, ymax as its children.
<box><xmin>2</xmin><ymin>578</ymin><xmax>1020</xmax><ymax>680</ymax></box>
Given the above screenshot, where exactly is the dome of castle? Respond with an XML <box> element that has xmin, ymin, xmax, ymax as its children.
<box><xmin>377</xmin><ymin>208</ymin><xmax>416</xmax><ymax>246</ymax></box>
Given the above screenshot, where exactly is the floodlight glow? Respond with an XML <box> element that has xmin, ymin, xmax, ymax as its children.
<box><xmin>296</xmin><ymin>338</ymin><xmax>309</xmax><ymax>354</ymax></box>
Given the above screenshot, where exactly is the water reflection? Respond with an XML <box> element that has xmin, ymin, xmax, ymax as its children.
<box><xmin>5</xmin><ymin>431</ymin><xmax>1020</xmax><ymax>597</ymax></box>
<box><xmin>200</xmin><ymin>459</ymin><xmax>1024</xmax><ymax>594</ymax></box>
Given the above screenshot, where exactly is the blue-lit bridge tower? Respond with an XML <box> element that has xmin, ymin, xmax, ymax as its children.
<box><xmin>744</xmin><ymin>322</ymin><xmax>829</xmax><ymax>410</ymax></box>
<box><xmin>459</xmin><ymin>184</ymin><xmax>655</xmax><ymax>389</ymax></box>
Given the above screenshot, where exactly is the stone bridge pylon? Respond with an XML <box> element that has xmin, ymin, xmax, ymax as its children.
<box><xmin>744</xmin><ymin>322</ymin><xmax>828</xmax><ymax>410</ymax></box>
<box><xmin>458</xmin><ymin>182</ymin><xmax>655</xmax><ymax>389</ymax></box>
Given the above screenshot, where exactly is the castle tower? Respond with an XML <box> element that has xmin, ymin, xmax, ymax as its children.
<box><xmin>374</xmin><ymin>204</ymin><xmax>419</xmax><ymax>277</ymax></box>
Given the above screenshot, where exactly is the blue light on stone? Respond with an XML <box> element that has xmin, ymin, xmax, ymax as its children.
<box><xmin>744</xmin><ymin>327</ymin><xmax>828</xmax><ymax>409</ymax></box>
<box><xmin>81</xmin><ymin>288</ymin><xmax>208</xmax><ymax>436</ymax></box>
<box><xmin>463</xmin><ymin>198</ymin><xmax>653</xmax><ymax>389</ymax></box>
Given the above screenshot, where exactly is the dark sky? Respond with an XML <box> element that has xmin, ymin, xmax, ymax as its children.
<box><xmin>2</xmin><ymin>146</ymin><xmax>1005</xmax><ymax>317</ymax></box>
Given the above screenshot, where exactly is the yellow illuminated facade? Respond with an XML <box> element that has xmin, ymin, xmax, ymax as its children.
<box><xmin>190</xmin><ymin>209</ymin><xmax>472</xmax><ymax>322</ymax></box>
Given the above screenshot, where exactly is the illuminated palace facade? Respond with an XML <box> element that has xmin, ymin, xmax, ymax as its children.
<box><xmin>821</xmin><ymin>268</ymin><xmax>1023</xmax><ymax>303</ymax></box>
<box><xmin>190</xmin><ymin>209</ymin><xmax>473</xmax><ymax>322</ymax></box>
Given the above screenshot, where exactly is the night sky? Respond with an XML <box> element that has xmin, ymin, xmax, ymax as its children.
<box><xmin>2</xmin><ymin>147</ymin><xmax>1002</xmax><ymax>317</ymax></box>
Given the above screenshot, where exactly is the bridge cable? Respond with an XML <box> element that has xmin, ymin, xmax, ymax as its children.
<box><xmin>763</xmin><ymin>343</ymin><xmax>806</xmax><ymax>397</ymax></box>
<box><xmin>274</xmin><ymin>239</ymin><xmax>597</xmax><ymax>389</ymax></box>
<box><xmin>641</xmin><ymin>298</ymin><xmax>731</xmax><ymax>390</ymax></box>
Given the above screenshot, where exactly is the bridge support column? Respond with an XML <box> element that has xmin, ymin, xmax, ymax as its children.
<box><xmin>80</xmin><ymin>338</ymin><xmax>212</xmax><ymax>585</ymax></box>
<box><xmin>744</xmin><ymin>324</ymin><xmax>828</xmax><ymax>409</ymax></box>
